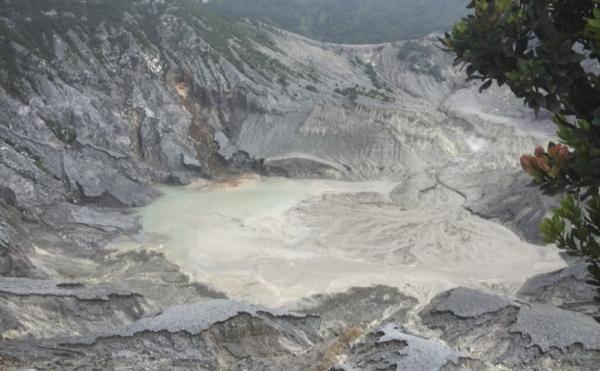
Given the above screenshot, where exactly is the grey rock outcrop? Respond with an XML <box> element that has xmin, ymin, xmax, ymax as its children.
<box><xmin>0</xmin><ymin>278</ymin><xmax>148</xmax><ymax>341</ymax></box>
<box><xmin>296</xmin><ymin>285</ymin><xmax>418</xmax><ymax>338</ymax></box>
<box><xmin>421</xmin><ymin>287</ymin><xmax>600</xmax><ymax>370</ymax></box>
<box><xmin>0</xmin><ymin>277</ymin><xmax>137</xmax><ymax>300</ymax></box>
<box><xmin>429</xmin><ymin>287</ymin><xmax>512</xmax><ymax>318</ymax></box>
<box><xmin>518</xmin><ymin>262</ymin><xmax>599</xmax><ymax>316</ymax></box>
<box><xmin>0</xmin><ymin>287</ymin><xmax>420</xmax><ymax>370</ymax></box>
<box><xmin>336</xmin><ymin>323</ymin><xmax>478</xmax><ymax>371</ymax></box>
<box><xmin>0</xmin><ymin>301</ymin><xmax>320</xmax><ymax>370</ymax></box>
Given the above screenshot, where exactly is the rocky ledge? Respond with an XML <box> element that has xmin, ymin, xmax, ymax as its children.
<box><xmin>0</xmin><ymin>268</ymin><xmax>598</xmax><ymax>370</ymax></box>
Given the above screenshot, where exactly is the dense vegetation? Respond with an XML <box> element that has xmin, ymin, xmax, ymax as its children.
<box><xmin>443</xmin><ymin>0</ymin><xmax>600</xmax><ymax>320</ymax></box>
<box><xmin>205</xmin><ymin>0</ymin><xmax>468</xmax><ymax>44</ymax></box>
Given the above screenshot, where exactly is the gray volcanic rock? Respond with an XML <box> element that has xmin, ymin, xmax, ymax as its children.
<box><xmin>518</xmin><ymin>262</ymin><xmax>599</xmax><ymax>316</ymax></box>
<box><xmin>337</xmin><ymin>323</ymin><xmax>473</xmax><ymax>371</ymax></box>
<box><xmin>458</xmin><ymin>171</ymin><xmax>556</xmax><ymax>244</ymax></box>
<box><xmin>0</xmin><ymin>205</ymin><xmax>35</xmax><ymax>277</ymax></box>
<box><xmin>296</xmin><ymin>285</ymin><xmax>418</xmax><ymax>338</ymax></box>
<box><xmin>0</xmin><ymin>278</ymin><xmax>148</xmax><ymax>341</ymax></box>
<box><xmin>0</xmin><ymin>220</ymin><xmax>10</xmax><ymax>247</ymax></box>
<box><xmin>39</xmin><ymin>202</ymin><xmax>141</xmax><ymax>233</ymax></box>
<box><xmin>0</xmin><ymin>277</ymin><xmax>136</xmax><ymax>300</ymax></box>
<box><xmin>432</xmin><ymin>287</ymin><xmax>512</xmax><ymax>318</ymax></box>
<box><xmin>512</xmin><ymin>304</ymin><xmax>600</xmax><ymax>352</ymax></box>
<box><xmin>0</xmin><ymin>298</ymin><xmax>320</xmax><ymax>370</ymax></box>
<box><xmin>62</xmin><ymin>149</ymin><xmax>160</xmax><ymax>208</ymax></box>
<box><xmin>122</xmin><ymin>299</ymin><xmax>298</xmax><ymax>336</ymax></box>
<box><xmin>263</xmin><ymin>154</ymin><xmax>351</xmax><ymax>179</ymax></box>
<box><xmin>421</xmin><ymin>287</ymin><xmax>600</xmax><ymax>370</ymax></box>
<box><xmin>0</xmin><ymin>277</ymin><xmax>134</xmax><ymax>301</ymax></box>
<box><xmin>0</xmin><ymin>286</ymin><xmax>419</xmax><ymax>370</ymax></box>
<box><xmin>0</xmin><ymin>232</ymin><xmax>21</xmax><ymax>278</ymax></box>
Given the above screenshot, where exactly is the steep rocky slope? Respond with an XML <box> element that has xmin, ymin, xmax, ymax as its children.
<box><xmin>0</xmin><ymin>0</ymin><xmax>598</xmax><ymax>369</ymax></box>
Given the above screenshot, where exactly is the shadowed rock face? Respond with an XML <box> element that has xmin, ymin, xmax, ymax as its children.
<box><xmin>335</xmin><ymin>323</ymin><xmax>470</xmax><ymax>371</ymax></box>
<box><xmin>0</xmin><ymin>313</ymin><xmax>319</xmax><ymax>370</ymax></box>
<box><xmin>0</xmin><ymin>279</ymin><xmax>148</xmax><ymax>340</ymax></box>
<box><xmin>517</xmin><ymin>262</ymin><xmax>600</xmax><ymax>316</ymax></box>
<box><xmin>296</xmin><ymin>285</ymin><xmax>418</xmax><ymax>338</ymax></box>
<box><xmin>429</xmin><ymin>287</ymin><xmax>511</xmax><ymax>318</ymax></box>
<box><xmin>0</xmin><ymin>288</ymin><xmax>417</xmax><ymax>370</ymax></box>
<box><xmin>421</xmin><ymin>288</ymin><xmax>600</xmax><ymax>370</ymax></box>
<box><xmin>0</xmin><ymin>0</ymin><xmax>596</xmax><ymax>369</ymax></box>
<box><xmin>459</xmin><ymin>171</ymin><xmax>556</xmax><ymax>244</ymax></box>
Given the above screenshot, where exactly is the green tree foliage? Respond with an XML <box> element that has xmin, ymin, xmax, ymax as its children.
<box><xmin>205</xmin><ymin>0</ymin><xmax>468</xmax><ymax>44</ymax></box>
<box><xmin>442</xmin><ymin>0</ymin><xmax>600</xmax><ymax>318</ymax></box>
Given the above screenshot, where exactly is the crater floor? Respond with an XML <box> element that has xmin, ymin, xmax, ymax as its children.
<box><xmin>136</xmin><ymin>175</ymin><xmax>565</xmax><ymax>306</ymax></box>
